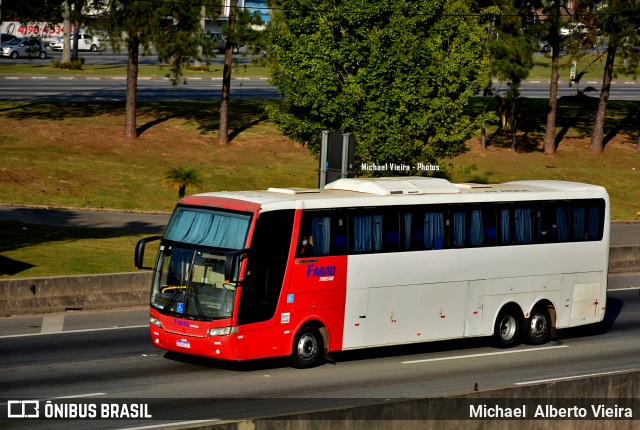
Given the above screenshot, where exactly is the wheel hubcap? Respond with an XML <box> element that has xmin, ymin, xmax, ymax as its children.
<box><xmin>297</xmin><ymin>333</ymin><xmax>318</xmax><ymax>362</ymax></box>
<box><xmin>500</xmin><ymin>315</ymin><xmax>517</xmax><ymax>341</ymax></box>
<box><xmin>529</xmin><ymin>312</ymin><xmax>548</xmax><ymax>338</ymax></box>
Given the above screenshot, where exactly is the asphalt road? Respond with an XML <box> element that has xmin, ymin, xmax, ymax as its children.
<box><xmin>0</xmin><ymin>286</ymin><xmax>638</xmax><ymax>429</ymax></box>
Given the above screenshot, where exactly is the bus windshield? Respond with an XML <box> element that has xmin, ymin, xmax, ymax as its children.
<box><xmin>151</xmin><ymin>247</ymin><xmax>236</xmax><ymax>320</ymax></box>
<box><xmin>164</xmin><ymin>206</ymin><xmax>251</xmax><ymax>249</ymax></box>
<box><xmin>151</xmin><ymin>206</ymin><xmax>252</xmax><ymax>320</ymax></box>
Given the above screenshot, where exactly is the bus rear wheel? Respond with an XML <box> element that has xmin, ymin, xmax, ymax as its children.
<box><xmin>494</xmin><ymin>307</ymin><xmax>521</xmax><ymax>348</ymax></box>
<box><xmin>525</xmin><ymin>306</ymin><xmax>551</xmax><ymax>345</ymax></box>
<box><xmin>292</xmin><ymin>326</ymin><xmax>324</xmax><ymax>368</ymax></box>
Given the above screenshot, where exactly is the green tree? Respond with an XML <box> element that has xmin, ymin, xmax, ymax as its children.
<box><xmin>574</xmin><ymin>0</ymin><xmax>640</xmax><ymax>153</ymax></box>
<box><xmin>1</xmin><ymin>0</ymin><xmax>61</xmax><ymax>20</ymax></box>
<box><xmin>100</xmin><ymin>0</ymin><xmax>204</xmax><ymax>139</ymax></box>
<box><xmin>265</xmin><ymin>0</ymin><xmax>490</xmax><ymax>170</ymax></box>
<box><xmin>217</xmin><ymin>2</ymin><xmax>265</xmax><ymax>144</ymax></box>
<box><xmin>475</xmin><ymin>1</ymin><xmax>541</xmax><ymax>150</ymax></box>
<box><xmin>162</xmin><ymin>167</ymin><xmax>203</xmax><ymax>198</ymax></box>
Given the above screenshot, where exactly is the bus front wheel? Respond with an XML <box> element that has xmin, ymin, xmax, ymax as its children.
<box><xmin>292</xmin><ymin>326</ymin><xmax>324</xmax><ymax>368</ymax></box>
<box><xmin>494</xmin><ymin>307</ymin><xmax>521</xmax><ymax>348</ymax></box>
<box><xmin>524</xmin><ymin>306</ymin><xmax>551</xmax><ymax>345</ymax></box>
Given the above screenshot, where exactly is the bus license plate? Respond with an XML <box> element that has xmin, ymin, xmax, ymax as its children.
<box><xmin>176</xmin><ymin>339</ymin><xmax>191</xmax><ymax>349</ymax></box>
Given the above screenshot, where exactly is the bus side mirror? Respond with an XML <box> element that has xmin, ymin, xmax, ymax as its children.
<box><xmin>225</xmin><ymin>248</ymin><xmax>250</xmax><ymax>282</ymax></box>
<box><xmin>134</xmin><ymin>236</ymin><xmax>162</xmax><ymax>270</ymax></box>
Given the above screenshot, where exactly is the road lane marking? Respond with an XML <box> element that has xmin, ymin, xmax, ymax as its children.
<box><xmin>40</xmin><ymin>314</ymin><xmax>65</xmax><ymax>333</ymax></box>
<box><xmin>515</xmin><ymin>368</ymin><xmax>640</xmax><ymax>386</ymax></box>
<box><xmin>116</xmin><ymin>420</ymin><xmax>221</xmax><ymax>430</ymax></box>
<box><xmin>0</xmin><ymin>325</ymin><xmax>148</xmax><ymax>339</ymax></box>
<box><xmin>53</xmin><ymin>392</ymin><xmax>107</xmax><ymax>399</ymax></box>
<box><xmin>401</xmin><ymin>345</ymin><xmax>569</xmax><ymax>364</ymax></box>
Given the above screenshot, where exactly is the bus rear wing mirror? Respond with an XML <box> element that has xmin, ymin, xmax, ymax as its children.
<box><xmin>134</xmin><ymin>236</ymin><xmax>162</xmax><ymax>270</ymax></box>
<box><xmin>225</xmin><ymin>248</ymin><xmax>250</xmax><ymax>283</ymax></box>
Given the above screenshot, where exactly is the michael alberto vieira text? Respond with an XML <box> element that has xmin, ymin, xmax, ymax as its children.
<box><xmin>470</xmin><ymin>403</ymin><xmax>633</xmax><ymax>419</ymax></box>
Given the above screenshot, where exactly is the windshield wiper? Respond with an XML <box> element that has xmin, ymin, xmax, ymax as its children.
<box><xmin>186</xmin><ymin>284</ymin><xmax>206</xmax><ymax>320</ymax></box>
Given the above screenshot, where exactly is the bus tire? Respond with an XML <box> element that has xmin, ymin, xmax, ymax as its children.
<box><xmin>292</xmin><ymin>326</ymin><xmax>324</xmax><ymax>368</ymax></box>
<box><xmin>494</xmin><ymin>307</ymin><xmax>521</xmax><ymax>348</ymax></box>
<box><xmin>524</xmin><ymin>306</ymin><xmax>551</xmax><ymax>345</ymax></box>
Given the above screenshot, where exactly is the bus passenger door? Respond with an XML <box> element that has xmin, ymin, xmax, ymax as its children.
<box><xmin>342</xmin><ymin>288</ymin><xmax>369</xmax><ymax>349</ymax></box>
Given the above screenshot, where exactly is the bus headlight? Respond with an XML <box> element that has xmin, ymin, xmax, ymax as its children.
<box><xmin>207</xmin><ymin>327</ymin><xmax>237</xmax><ymax>336</ymax></box>
<box><xmin>150</xmin><ymin>317</ymin><xmax>163</xmax><ymax>329</ymax></box>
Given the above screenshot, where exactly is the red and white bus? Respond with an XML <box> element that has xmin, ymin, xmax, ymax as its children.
<box><xmin>135</xmin><ymin>177</ymin><xmax>609</xmax><ymax>368</ymax></box>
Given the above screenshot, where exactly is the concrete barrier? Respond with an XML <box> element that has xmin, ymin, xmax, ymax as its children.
<box><xmin>0</xmin><ymin>271</ymin><xmax>151</xmax><ymax>315</ymax></box>
<box><xmin>609</xmin><ymin>245</ymin><xmax>640</xmax><ymax>274</ymax></box>
<box><xmin>163</xmin><ymin>369</ymin><xmax>640</xmax><ymax>430</ymax></box>
<box><xmin>0</xmin><ymin>245</ymin><xmax>638</xmax><ymax>315</ymax></box>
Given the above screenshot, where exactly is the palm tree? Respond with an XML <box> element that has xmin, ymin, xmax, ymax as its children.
<box><xmin>162</xmin><ymin>167</ymin><xmax>203</xmax><ymax>198</ymax></box>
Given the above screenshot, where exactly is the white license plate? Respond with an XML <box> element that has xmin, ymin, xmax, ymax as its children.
<box><xmin>176</xmin><ymin>339</ymin><xmax>191</xmax><ymax>349</ymax></box>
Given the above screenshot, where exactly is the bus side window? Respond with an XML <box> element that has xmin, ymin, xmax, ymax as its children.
<box><xmin>352</xmin><ymin>214</ymin><xmax>383</xmax><ymax>253</ymax></box>
<box><xmin>332</xmin><ymin>234</ymin><xmax>348</xmax><ymax>254</ymax></box>
<box><xmin>537</xmin><ymin>207</ymin><xmax>558</xmax><ymax>243</ymax></box>
<box><xmin>299</xmin><ymin>209</ymin><xmax>349</xmax><ymax>256</ymax></box>
<box><xmin>514</xmin><ymin>208</ymin><xmax>533</xmax><ymax>244</ymax></box>
<box><xmin>572</xmin><ymin>204</ymin><xmax>603</xmax><ymax>241</ymax></box>
<box><xmin>310</xmin><ymin>216</ymin><xmax>331</xmax><ymax>255</ymax></box>
<box><xmin>452</xmin><ymin>211</ymin><xmax>466</xmax><ymax>247</ymax></box>
<box><xmin>424</xmin><ymin>212</ymin><xmax>445</xmax><ymax>249</ymax></box>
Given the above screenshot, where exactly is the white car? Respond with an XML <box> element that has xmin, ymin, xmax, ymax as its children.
<box><xmin>50</xmin><ymin>34</ymin><xmax>102</xmax><ymax>52</ymax></box>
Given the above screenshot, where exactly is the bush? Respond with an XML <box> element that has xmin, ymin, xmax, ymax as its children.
<box><xmin>51</xmin><ymin>58</ymin><xmax>85</xmax><ymax>70</ymax></box>
<box><xmin>186</xmin><ymin>64</ymin><xmax>210</xmax><ymax>72</ymax></box>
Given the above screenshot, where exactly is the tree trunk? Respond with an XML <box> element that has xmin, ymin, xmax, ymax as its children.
<box><xmin>124</xmin><ymin>35</ymin><xmax>140</xmax><ymax>140</ymax></box>
<box><xmin>194</xmin><ymin>6</ymin><xmax>206</xmax><ymax>68</ymax></box>
<box><xmin>72</xmin><ymin>24</ymin><xmax>80</xmax><ymax>62</ymax></box>
<box><xmin>543</xmin><ymin>3</ymin><xmax>561</xmax><ymax>155</ymax></box>
<box><xmin>543</xmin><ymin>44</ymin><xmax>559</xmax><ymax>154</ymax></box>
<box><xmin>481</xmin><ymin>87</ymin><xmax>488</xmax><ymax>150</ymax></box>
<box><xmin>589</xmin><ymin>44</ymin><xmax>616</xmax><ymax>153</ymax></box>
<box><xmin>62</xmin><ymin>0</ymin><xmax>71</xmax><ymax>63</ymax></box>
<box><xmin>511</xmin><ymin>116</ymin><xmax>517</xmax><ymax>152</ymax></box>
<box><xmin>218</xmin><ymin>0</ymin><xmax>238</xmax><ymax>145</ymax></box>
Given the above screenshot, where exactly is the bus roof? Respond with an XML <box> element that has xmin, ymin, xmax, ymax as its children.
<box><xmin>180</xmin><ymin>178</ymin><xmax>608</xmax><ymax>212</ymax></box>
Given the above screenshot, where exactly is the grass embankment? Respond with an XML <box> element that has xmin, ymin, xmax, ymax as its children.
<box><xmin>0</xmin><ymin>58</ymin><xmax>268</xmax><ymax>79</ymax></box>
<box><xmin>0</xmin><ymin>97</ymin><xmax>639</xmax><ymax>279</ymax></box>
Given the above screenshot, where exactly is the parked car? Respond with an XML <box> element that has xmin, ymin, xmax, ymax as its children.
<box><xmin>204</xmin><ymin>32</ymin><xmax>241</xmax><ymax>54</ymax></box>
<box><xmin>0</xmin><ymin>33</ymin><xmax>17</xmax><ymax>49</ymax></box>
<box><xmin>48</xmin><ymin>37</ymin><xmax>62</xmax><ymax>50</ymax></box>
<box><xmin>1</xmin><ymin>37</ymin><xmax>47</xmax><ymax>59</ymax></box>
<box><xmin>50</xmin><ymin>33</ymin><xmax>102</xmax><ymax>52</ymax></box>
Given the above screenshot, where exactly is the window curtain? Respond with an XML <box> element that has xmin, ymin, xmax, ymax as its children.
<box><xmin>453</xmin><ymin>211</ymin><xmax>465</xmax><ymax>247</ymax></box>
<box><xmin>470</xmin><ymin>210</ymin><xmax>484</xmax><ymax>246</ymax></box>
<box><xmin>587</xmin><ymin>206</ymin><xmax>600</xmax><ymax>240</ymax></box>
<box><xmin>165</xmin><ymin>209</ymin><xmax>250</xmax><ymax>249</ymax></box>
<box><xmin>555</xmin><ymin>207</ymin><xmax>569</xmax><ymax>241</ymax></box>
<box><xmin>423</xmin><ymin>212</ymin><xmax>444</xmax><ymax>249</ymax></box>
<box><xmin>572</xmin><ymin>207</ymin><xmax>586</xmax><ymax>240</ymax></box>
<box><xmin>311</xmin><ymin>216</ymin><xmax>331</xmax><ymax>255</ymax></box>
<box><xmin>499</xmin><ymin>210</ymin><xmax>510</xmax><ymax>245</ymax></box>
<box><xmin>514</xmin><ymin>208</ymin><xmax>532</xmax><ymax>244</ymax></box>
<box><xmin>403</xmin><ymin>213</ymin><xmax>413</xmax><ymax>250</ymax></box>
<box><xmin>353</xmin><ymin>215</ymin><xmax>382</xmax><ymax>252</ymax></box>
